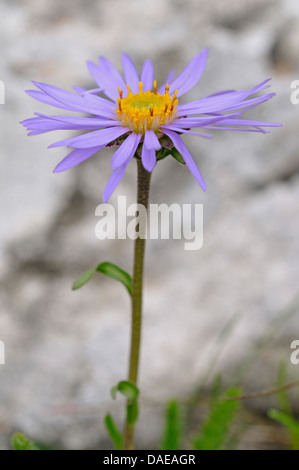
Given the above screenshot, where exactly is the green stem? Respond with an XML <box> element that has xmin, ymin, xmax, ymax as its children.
<box><xmin>123</xmin><ymin>159</ymin><xmax>151</xmax><ymax>450</ymax></box>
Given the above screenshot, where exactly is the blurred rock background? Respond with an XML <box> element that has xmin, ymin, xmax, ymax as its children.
<box><xmin>0</xmin><ymin>0</ymin><xmax>298</xmax><ymax>449</ymax></box>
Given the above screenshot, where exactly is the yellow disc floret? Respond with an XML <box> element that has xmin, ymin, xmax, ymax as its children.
<box><xmin>116</xmin><ymin>81</ymin><xmax>178</xmax><ymax>133</ymax></box>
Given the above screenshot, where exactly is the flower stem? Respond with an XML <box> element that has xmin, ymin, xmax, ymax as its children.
<box><xmin>123</xmin><ymin>159</ymin><xmax>151</xmax><ymax>450</ymax></box>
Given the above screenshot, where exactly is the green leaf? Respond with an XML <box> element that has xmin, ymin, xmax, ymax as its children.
<box><xmin>104</xmin><ymin>415</ymin><xmax>123</xmax><ymax>450</ymax></box>
<box><xmin>192</xmin><ymin>387</ymin><xmax>241</xmax><ymax>450</ymax></box>
<box><xmin>117</xmin><ymin>381</ymin><xmax>139</xmax><ymax>401</ymax></box>
<box><xmin>72</xmin><ymin>262</ymin><xmax>132</xmax><ymax>295</ymax></box>
<box><xmin>160</xmin><ymin>400</ymin><xmax>182</xmax><ymax>450</ymax></box>
<box><xmin>96</xmin><ymin>263</ymin><xmax>132</xmax><ymax>296</ymax></box>
<box><xmin>111</xmin><ymin>381</ymin><xmax>139</xmax><ymax>427</ymax></box>
<box><xmin>169</xmin><ymin>147</ymin><xmax>185</xmax><ymax>165</ymax></box>
<box><xmin>112</xmin><ymin>381</ymin><xmax>139</xmax><ymax>401</ymax></box>
<box><xmin>11</xmin><ymin>433</ymin><xmax>39</xmax><ymax>450</ymax></box>
<box><xmin>72</xmin><ymin>268</ymin><xmax>95</xmax><ymax>290</ymax></box>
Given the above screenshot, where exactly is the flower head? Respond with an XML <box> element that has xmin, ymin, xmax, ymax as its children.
<box><xmin>21</xmin><ymin>50</ymin><xmax>281</xmax><ymax>201</ymax></box>
<box><xmin>116</xmin><ymin>81</ymin><xmax>178</xmax><ymax>133</ymax></box>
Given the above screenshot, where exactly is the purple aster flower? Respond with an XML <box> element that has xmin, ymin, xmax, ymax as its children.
<box><xmin>21</xmin><ymin>50</ymin><xmax>281</xmax><ymax>201</ymax></box>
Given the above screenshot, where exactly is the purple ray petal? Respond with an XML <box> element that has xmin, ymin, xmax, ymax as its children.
<box><xmin>209</xmin><ymin>117</ymin><xmax>282</xmax><ymax>128</ymax></box>
<box><xmin>163</xmin><ymin>129</ymin><xmax>206</xmax><ymax>191</ymax></box>
<box><xmin>26</xmin><ymin>89</ymin><xmax>75</xmax><ymax>111</ymax></box>
<box><xmin>103</xmin><ymin>162</ymin><xmax>130</xmax><ymax>202</ymax></box>
<box><xmin>86</xmin><ymin>61</ymin><xmax>119</xmax><ymax>101</ymax></box>
<box><xmin>171</xmin><ymin>114</ymin><xmax>234</xmax><ymax>128</ymax></box>
<box><xmin>27</xmin><ymin>130</ymin><xmax>47</xmax><ymax>136</ymax></box>
<box><xmin>31</xmin><ymin>81</ymin><xmax>115</xmax><ymax>118</ymax></box>
<box><xmin>143</xmin><ymin>129</ymin><xmax>161</xmax><ymax>150</ymax></box>
<box><xmin>141</xmin><ymin>59</ymin><xmax>154</xmax><ymax>92</ymax></box>
<box><xmin>122</xmin><ymin>53</ymin><xmax>139</xmax><ymax>94</ymax></box>
<box><xmin>162</xmin><ymin>125</ymin><xmax>213</xmax><ymax>138</ymax></box>
<box><xmin>76</xmin><ymin>87</ymin><xmax>104</xmax><ymax>96</ymax></box>
<box><xmin>175</xmin><ymin>48</ymin><xmax>208</xmax><ymax>97</ymax></box>
<box><xmin>21</xmin><ymin>117</ymin><xmax>84</xmax><ymax>133</ymax></box>
<box><xmin>73</xmin><ymin>85</ymin><xmax>86</xmax><ymax>94</ymax></box>
<box><xmin>21</xmin><ymin>114</ymin><xmax>122</xmax><ymax>133</ymax></box>
<box><xmin>53</xmin><ymin>146</ymin><xmax>104</xmax><ymax>173</ymax></box>
<box><xmin>178</xmin><ymin>91</ymin><xmax>249</xmax><ymax>115</ymax></box>
<box><xmin>49</xmin><ymin>126</ymin><xmax>131</xmax><ymax>149</ymax></box>
<box><xmin>178</xmin><ymin>79</ymin><xmax>273</xmax><ymax>115</ymax></box>
<box><xmin>86</xmin><ymin>60</ymin><xmax>109</xmax><ymax>89</ymax></box>
<box><xmin>206</xmin><ymin>90</ymin><xmax>236</xmax><ymax>97</ymax></box>
<box><xmin>35</xmin><ymin>113</ymin><xmax>120</xmax><ymax>126</ymax></box>
<box><xmin>204</xmin><ymin>126</ymin><xmax>270</xmax><ymax>133</ymax></box>
<box><xmin>168</xmin><ymin>56</ymin><xmax>199</xmax><ymax>94</ymax></box>
<box><xmin>141</xmin><ymin>144</ymin><xmax>156</xmax><ymax>172</ymax></box>
<box><xmin>110</xmin><ymin>133</ymin><xmax>142</xmax><ymax>169</ymax></box>
<box><xmin>220</xmin><ymin>93</ymin><xmax>276</xmax><ymax>113</ymax></box>
<box><xmin>249</xmin><ymin>78</ymin><xmax>272</xmax><ymax>94</ymax></box>
<box><xmin>158</xmin><ymin>70</ymin><xmax>175</xmax><ymax>94</ymax></box>
<box><xmin>99</xmin><ymin>56</ymin><xmax>126</xmax><ymax>93</ymax></box>
<box><xmin>168</xmin><ymin>49</ymin><xmax>208</xmax><ymax>96</ymax></box>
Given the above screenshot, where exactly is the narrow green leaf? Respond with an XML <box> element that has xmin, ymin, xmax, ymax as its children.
<box><xmin>72</xmin><ymin>262</ymin><xmax>132</xmax><ymax>295</ymax></box>
<box><xmin>72</xmin><ymin>268</ymin><xmax>95</xmax><ymax>290</ymax></box>
<box><xmin>192</xmin><ymin>387</ymin><xmax>241</xmax><ymax>450</ymax></box>
<box><xmin>96</xmin><ymin>262</ymin><xmax>132</xmax><ymax>296</ymax></box>
<box><xmin>160</xmin><ymin>400</ymin><xmax>182</xmax><ymax>450</ymax></box>
<box><xmin>11</xmin><ymin>433</ymin><xmax>39</xmax><ymax>451</ymax></box>
<box><xmin>104</xmin><ymin>415</ymin><xmax>123</xmax><ymax>450</ymax></box>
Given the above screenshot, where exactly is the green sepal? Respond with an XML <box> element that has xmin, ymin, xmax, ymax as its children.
<box><xmin>156</xmin><ymin>146</ymin><xmax>185</xmax><ymax>164</ymax></box>
<box><xmin>169</xmin><ymin>147</ymin><xmax>185</xmax><ymax>165</ymax></box>
<box><xmin>156</xmin><ymin>146</ymin><xmax>171</xmax><ymax>162</ymax></box>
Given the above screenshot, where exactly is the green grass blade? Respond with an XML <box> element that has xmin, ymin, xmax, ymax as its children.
<box><xmin>160</xmin><ymin>400</ymin><xmax>182</xmax><ymax>450</ymax></box>
<box><xmin>192</xmin><ymin>388</ymin><xmax>241</xmax><ymax>450</ymax></box>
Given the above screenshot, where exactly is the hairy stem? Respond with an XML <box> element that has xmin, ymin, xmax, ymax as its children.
<box><xmin>123</xmin><ymin>159</ymin><xmax>151</xmax><ymax>450</ymax></box>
